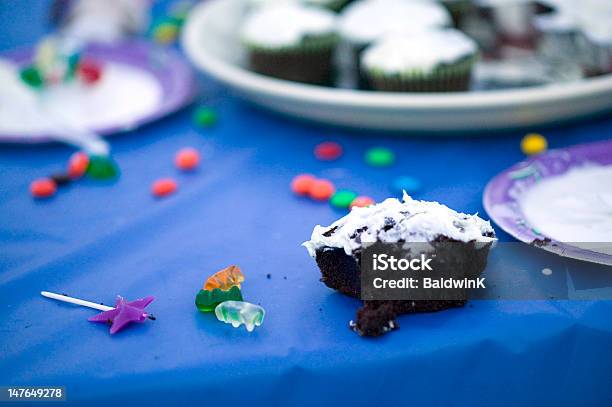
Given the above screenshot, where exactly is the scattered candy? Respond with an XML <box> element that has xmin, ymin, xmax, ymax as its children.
<box><xmin>365</xmin><ymin>147</ymin><xmax>395</xmax><ymax>167</ymax></box>
<box><xmin>50</xmin><ymin>173</ymin><xmax>71</xmax><ymax>186</ymax></box>
<box><xmin>41</xmin><ymin>291</ymin><xmax>156</xmax><ymax>335</ymax></box>
<box><xmin>291</xmin><ymin>173</ymin><xmax>316</xmax><ymax>196</ymax></box>
<box><xmin>350</xmin><ymin>196</ymin><xmax>375</xmax><ymax>209</ymax></box>
<box><xmin>77</xmin><ymin>59</ymin><xmax>103</xmax><ymax>85</ymax></box>
<box><xmin>88</xmin><ymin>295</ymin><xmax>156</xmax><ymax>335</ymax></box>
<box><xmin>214</xmin><ymin>300</ymin><xmax>265</xmax><ymax>332</ymax></box>
<box><xmin>153</xmin><ymin>22</ymin><xmax>180</xmax><ymax>44</ymax></box>
<box><xmin>195</xmin><ymin>286</ymin><xmax>243</xmax><ymax>312</ymax></box>
<box><xmin>204</xmin><ymin>265</ymin><xmax>245</xmax><ymax>291</ymax></box>
<box><xmin>87</xmin><ymin>155</ymin><xmax>119</xmax><ymax>180</ymax></box>
<box><xmin>314</xmin><ymin>141</ymin><xmax>343</xmax><ymax>161</ymax></box>
<box><xmin>521</xmin><ymin>133</ymin><xmax>547</xmax><ymax>155</ymax></box>
<box><xmin>309</xmin><ymin>179</ymin><xmax>335</xmax><ymax>201</ymax></box>
<box><xmin>30</xmin><ymin>178</ymin><xmax>57</xmax><ymax>199</ymax></box>
<box><xmin>68</xmin><ymin>152</ymin><xmax>89</xmax><ymax>179</ymax></box>
<box><xmin>330</xmin><ymin>189</ymin><xmax>358</xmax><ymax>209</ymax></box>
<box><xmin>392</xmin><ymin>176</ymin><xmax>421</xmax><ymax>194</ymax></box>
<box><xmin>175</xmin><ymin>147</ymin><xmax>201</xmax><ymax>171</ymax></box>
<box><xmin>193</xmin><ymin>107</ymin><xmax>217</xmax><ymax>128</ymax></box>
<box><xmin>152</xmin><ymin>178</ymin><xmax>178</xmax><ymax>197</ymax></box>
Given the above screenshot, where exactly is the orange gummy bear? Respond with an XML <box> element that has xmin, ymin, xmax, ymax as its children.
<box><xmin>204</xmin><ymin>265</ymin><xmax>245</xmax><ymax>291</ymax></box>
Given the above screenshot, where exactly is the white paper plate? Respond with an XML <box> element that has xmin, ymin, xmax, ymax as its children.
<box><xmin>181</xmin><ymin>0</ymin><xmax>612</xmax><ymax>132</ymax></box>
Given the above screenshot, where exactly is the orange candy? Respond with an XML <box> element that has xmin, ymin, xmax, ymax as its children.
<box><xmin>350</xmin><ymin>196</ymin><xmax>374</xmax><ymax>209</ymax></box>
<box><xmin>291</xmin><ymin>173</ymin><xmax>316</xmax><ymax>196</ymax></box>
<box><xmin>309</xmin><ymin>179</ymin><xmax>335</xmax><ymax>201</ymax></box>
<box><xmin>204</xmin><ymin>265</ymin><xmax>245</xmax><ymax>291</ymax></box>
<box><xmin>30</xmin><ymin>178</ymin><xmax>57</xmax><ymax>198</ymax></box>
<box><xmin>152</xmin><ymin>178</ymin><xmax>177</xmax><ymax>197</ymax></box>
<box><xmin>68</xmin><ymin>152</ymin><xmax>89</xmax><ymax>179</ymax></box>
<box><xmin>175</xmin><ymin>147</ymin><xmax>200</xmax><ymax>171</ymax></box>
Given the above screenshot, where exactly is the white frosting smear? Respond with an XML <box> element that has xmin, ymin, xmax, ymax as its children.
<box><xmin>362</xmin><ymin>29</ymin><xmax>477</xmax><ymax>74</ymax></box>
<box><xmin>339</xmin><ymin>0</ymin><xmax>451</xmax><ymax>45</ymax></box>
<box><xmin>520</xmin><ymin>165</ymin><xmax>612</xmax><ymax>254</ymax></box>
<box><xmin>304</xmin><ymin>192</ymin><xmax>495</xmax><ymax>257</ymax></box>
<box><xmin>0</xmin><ymin>59</ymin><xmax>162</xmax><ymax>139</ymax></box>
<box><xmin>241</xmin><ymin>4</ymin><xmax>336</xmax><ymax>48</ymax></box>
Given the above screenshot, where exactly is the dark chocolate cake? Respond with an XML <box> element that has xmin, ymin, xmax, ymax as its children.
<box><xmin>304</xmin><ymin>193</ymin><xmax>496</xmax><ymax>337</ymax></box>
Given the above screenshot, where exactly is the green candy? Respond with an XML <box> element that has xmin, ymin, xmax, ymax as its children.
<box><xmin>195</xmin><ymin>286</ymin><xmax>243</xmax><ymax>312</ymax></box>
<box><xmin>365</xmin><ymin>147</ymin><xmax>395</xmax><ymax>167</ymax></box>
<box><xmin>86</xmin><ymin>155</ymin><xmax>120</xmax><ymax>180</ymax></box>
<box><xmin>193</xmin><ymin>107</ymin><xmax>217</xmax><ymax>128</ymax></box>
<box><xmin>330</xmin><ymin>190</ymin><xmax>357</xmax><ymax>209</ymax></box>
<box><xmin>20</xmin><ymin>66</ymin><xmax>44</xmax><ymax>88</ymax></box>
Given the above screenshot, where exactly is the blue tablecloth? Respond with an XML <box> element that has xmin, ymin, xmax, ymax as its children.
<box><xmin>2</xmin><ymin>1</ymin><xmax>612</xmax><ymax>405</ymax></box>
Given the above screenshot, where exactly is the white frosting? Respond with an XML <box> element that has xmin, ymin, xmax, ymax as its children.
<box><xmin>339</xmin><ymin>0</ymin><xmax>451</xmax><ymax>45</ymax></box>
<box><xmin>241</xmin><ymin>4</ymin><xmax>337</xmax><ymax>48</ymax></box>
<box><xmin>519</xmin><ymin>165</ymin><xmax>612</xmax><ymax>255</ymax></box>
<box><xmin>0</xmin><ymin>59</ymin><xmax>162</xmax><ymax>139</ymax></box>
<box><xmin>362</xmin><ymin>29</ymin><xmax>477</xmax><ymax>73</ymax></box>
<box><xmin>535</xmin><ymin>0</ymin><xmax>612</xmax><ymax>43</ymax></box>
<box><xmin>303</xmin><ymin>192</ymin><xmax>495</xmax><ymax>257</ymax></box>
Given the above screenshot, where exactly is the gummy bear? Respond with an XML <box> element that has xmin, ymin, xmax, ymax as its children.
<box><xmin>204</xmin><ymin>265</ymin><xmax>244</xmax><ymax>291</ymax></box>
<box><xmin>195</xmin><ymin>286</ymin><xmax>243</xmax><ymax>313</ymax></box>
<box><xmin>214</xmin><ymin>301</ymin><xmax>264</xmax><ymax>332</ymax></box>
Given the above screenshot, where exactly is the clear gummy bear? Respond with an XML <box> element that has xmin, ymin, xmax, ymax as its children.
<box><xmin>214</xmin><ymin>301</ymin><xmax>265</xmax><ymax>332</ymax></box>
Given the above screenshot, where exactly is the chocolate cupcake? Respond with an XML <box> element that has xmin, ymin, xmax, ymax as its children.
<box><xmin>303</xmin><ymin>193</ymin><xmax>496</xmax><ymax>337</ymax></box>
<box><xmin>338</xmin><ymin>0</ymin><xmax>451</xmax><ymax>87</ymax></box>
<box><xmin>242</xmin><ymin>4</ymin><xmax>338</xmax><ymax>85</ymax></box>
<box><xmin>361</xmin><ymin>29</ymin><xmax>479</xmax><ymax>92</ymax></box>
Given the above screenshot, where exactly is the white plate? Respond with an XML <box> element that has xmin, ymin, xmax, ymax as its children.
<box><xmin>181</xmin><ymin>0</ymin><xmax>612</xmax><ymax>132</ymax></box>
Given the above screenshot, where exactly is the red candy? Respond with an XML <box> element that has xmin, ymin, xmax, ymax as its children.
<box><xmin>309</xmin><ymin>179</ymin><xmax>335</xmax><ymax>201</ymax></box>
<box><xmin>291</xmin><ymin>174</ymin><xmax>316</xmax><ymax>196</ymax></box>
<box><xmin>78</xmin><ymin>59</ymin><xmax>103</xmax><ymax>85</ymax></box>
<box><xmin>175</xmin><ymin>147</ymin><xmax>200</xmax><ymax>171</ymax></box>
<box><xmin>350</xmin><ymin>196</ymin><xmax>374</xmax><ymax>209</ymax></box>
<box><xmin>152</xmin><ymin>178</ymin><xmax>177</xmax><ymax>197</ymax></box>
<box><xmin>314</xmin><ymin>141</ymin><xmax>343</xmax><ymax>161</ymax></box>
<box><xmin>68</xmin><ymin>152</ymin><xmax>89</xmax><ymax>179</ymax></box>
<box><xmin>30</xmin><ymin>178</ymin><xmax>57</xmax><ymax>199</ymax></box>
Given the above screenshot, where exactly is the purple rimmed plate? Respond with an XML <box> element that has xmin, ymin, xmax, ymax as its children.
<box><xmin>0</xmin><ymin>40</ymin><xmax>196</xmax><ymax>143</ymax></box>
<box><xmin>483</xmin><ymin>139</ymin><xmax>612</xmax><ymax>266</ymax></box>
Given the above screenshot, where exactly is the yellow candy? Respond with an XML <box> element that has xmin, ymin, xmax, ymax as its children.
<box><xmin>153</xmin><ymin>23</ymin><xmax>179</xmax><ymax>45</ymax></box>
<box><xmin>204</xmin><ymin>265</ymin><xmax>245</xmax><ymax>291</ymax></box>
<box><xmin>521</xmin><ymin>133</ymin><xmax>547</xmax><ymax>155</ymax></box>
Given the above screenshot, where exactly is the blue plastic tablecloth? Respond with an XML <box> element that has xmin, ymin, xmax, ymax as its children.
<box><xmin>1</xmin><ymin>2</ymin><xmax>612</xmax><ymax>405</ymax></box>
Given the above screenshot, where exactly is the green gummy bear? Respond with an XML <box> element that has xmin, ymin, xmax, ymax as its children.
<box><xmin>195</xmin><ymin>286</ymin><xmax>243</xmax><ymax>312</ymax></box>
<box><xmin>214</xmin><ymin>301</ymin><xmax>265</xmax><ymax>332</ymax></box>
<box><xmin>87</xmin><ymin>155</ymin><xmax>120</xmax><ymax>180</ymax></box>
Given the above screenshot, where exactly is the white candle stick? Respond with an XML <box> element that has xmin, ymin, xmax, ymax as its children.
<box><xmin>41</xmin><ymin>291</ymin><xmax>113</xmax><ymax>311</ymax></box>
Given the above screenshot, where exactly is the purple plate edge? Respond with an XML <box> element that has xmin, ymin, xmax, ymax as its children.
<box><xmin>0</xmin><ymin>40</ymin><xmax>197</xmax><ymax>144</ymax></box>
<box><xmin>483</xmin><ymin>139</ymin><xmax>612</xmax><ymax>266</ymax></box>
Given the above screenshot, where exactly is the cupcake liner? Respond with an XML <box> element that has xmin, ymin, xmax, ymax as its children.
<box><xmin>246</xmin><ymin>34</ymin><xmax>339</xmax><ymax>85</ymax></box>
<box><xmin>576</xmin><ymin>33</ymin><xmax>612</xmax><ymax>77</ymax></box>
<box><xmin>364</xmin><ymin>55</ymin><xmax>477</xmax><ymax>92</ymax></box>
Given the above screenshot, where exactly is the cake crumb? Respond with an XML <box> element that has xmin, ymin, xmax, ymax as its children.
<box><xmin>542</xmin><ymin>268</ymin><xmax>553</xmax><ymax>276</ymax></box>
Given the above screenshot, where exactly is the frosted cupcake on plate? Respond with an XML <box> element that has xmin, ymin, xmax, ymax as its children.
<box><xmin>361</xmin><ymin>28</ymin><xmax>479</xmax><ymax>92</ymax></box>
<box><xmin>241</xmin><ymin>3</ymin><xmax>338</xmax><ymax>85</ymax></box>
<box><xmin>338</xmin><ymin>0</ymin><xmax>451</xmax><ymax>83</ymax></box>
